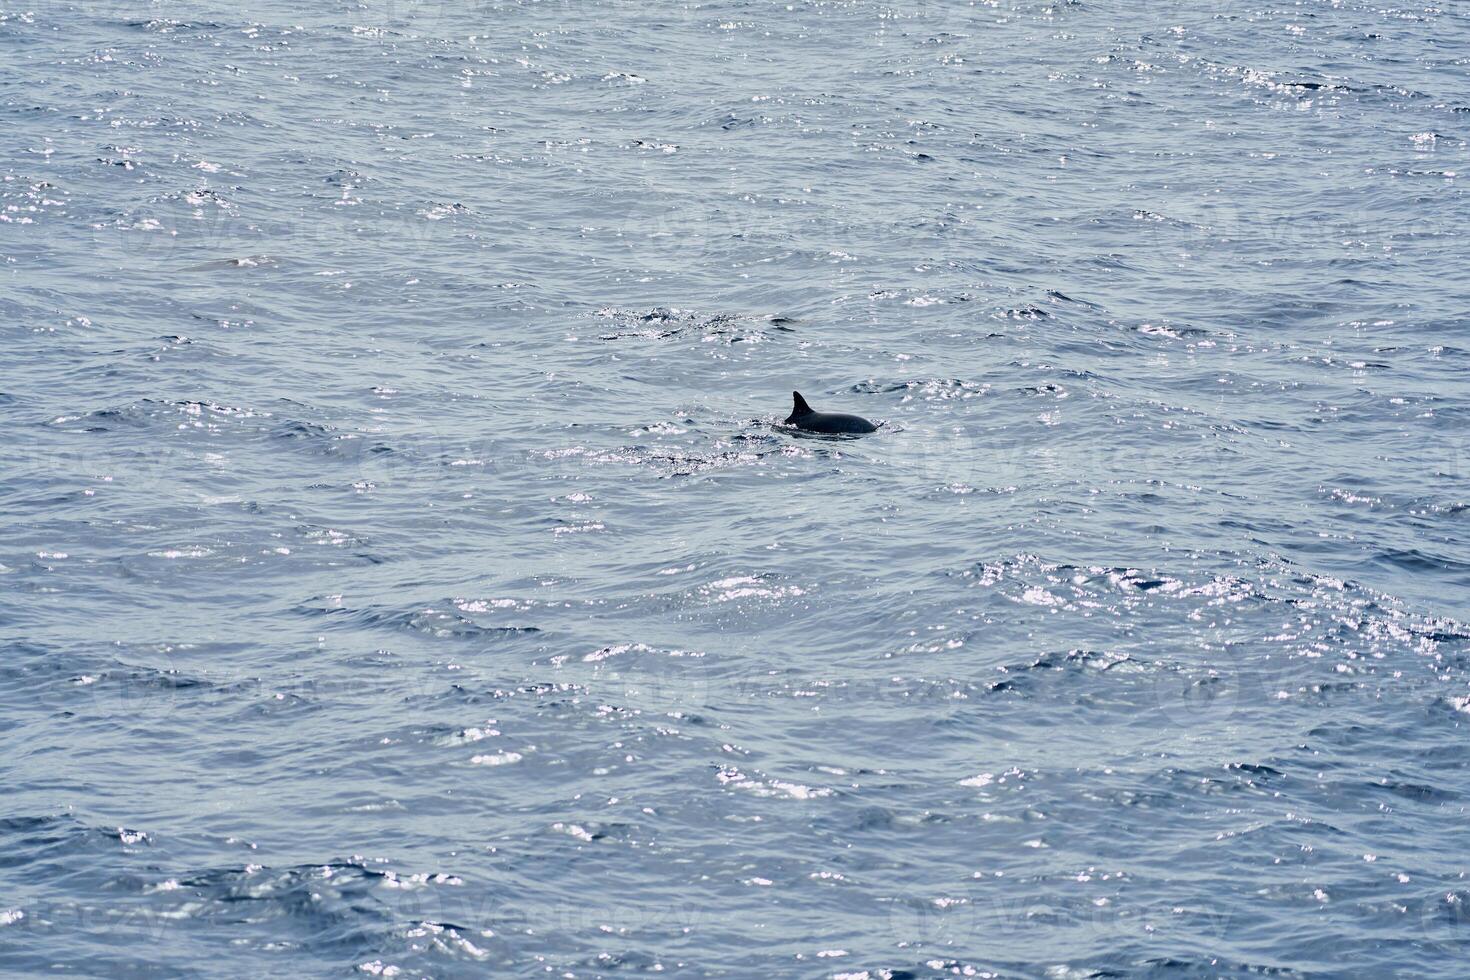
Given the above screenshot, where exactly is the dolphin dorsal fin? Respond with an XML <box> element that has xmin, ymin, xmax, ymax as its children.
<box><xmin>791</xmin><ymin>391</ymin><xmax>813</xmax><ymax>416</ymax></box>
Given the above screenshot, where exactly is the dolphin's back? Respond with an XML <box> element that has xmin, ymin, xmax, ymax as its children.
<box><xmin>786</xmin><ymin>391</ymin><xmax>877</xmax><ymax>434</ymax></box>
<box><xmin>795</xmin><ymin>411</ymin><xmax>877</xmax><ymax>434</ymax></box>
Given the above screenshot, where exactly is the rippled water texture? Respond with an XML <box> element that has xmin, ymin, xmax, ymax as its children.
<box><xmin>4</xmin><ymin>0</ymin><xmax>1470</xmax><ymax>976</ymax></box>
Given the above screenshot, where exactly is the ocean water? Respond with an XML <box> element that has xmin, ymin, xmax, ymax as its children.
<box><xmin>3</xmin><ymin>0</ymin><xmax>1470</xmax><ymax>975</ymax></box>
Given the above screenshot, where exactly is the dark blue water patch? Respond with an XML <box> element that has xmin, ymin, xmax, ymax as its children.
<box><xmin>292</xmin><ymin>597</ymin><xmax>542</xmax><ymax>642</ymax></box>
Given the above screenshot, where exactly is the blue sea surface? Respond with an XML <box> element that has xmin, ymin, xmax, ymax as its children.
<box><xmin>3</xmin><ymin>0</ymin><xmax>1470</xmax><ymax>976</ymax></box>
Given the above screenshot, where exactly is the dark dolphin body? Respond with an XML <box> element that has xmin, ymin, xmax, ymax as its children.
<box><xmin>785</xmin><ymin>391</ymin><xmax>877</xmax><ymax>434</ymax></box>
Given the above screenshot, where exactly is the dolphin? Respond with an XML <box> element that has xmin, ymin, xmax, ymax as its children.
<box><xmin>785</xmin><ymin>391</ymin><xmax>878</xmax><ymax>434</ymax></box>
